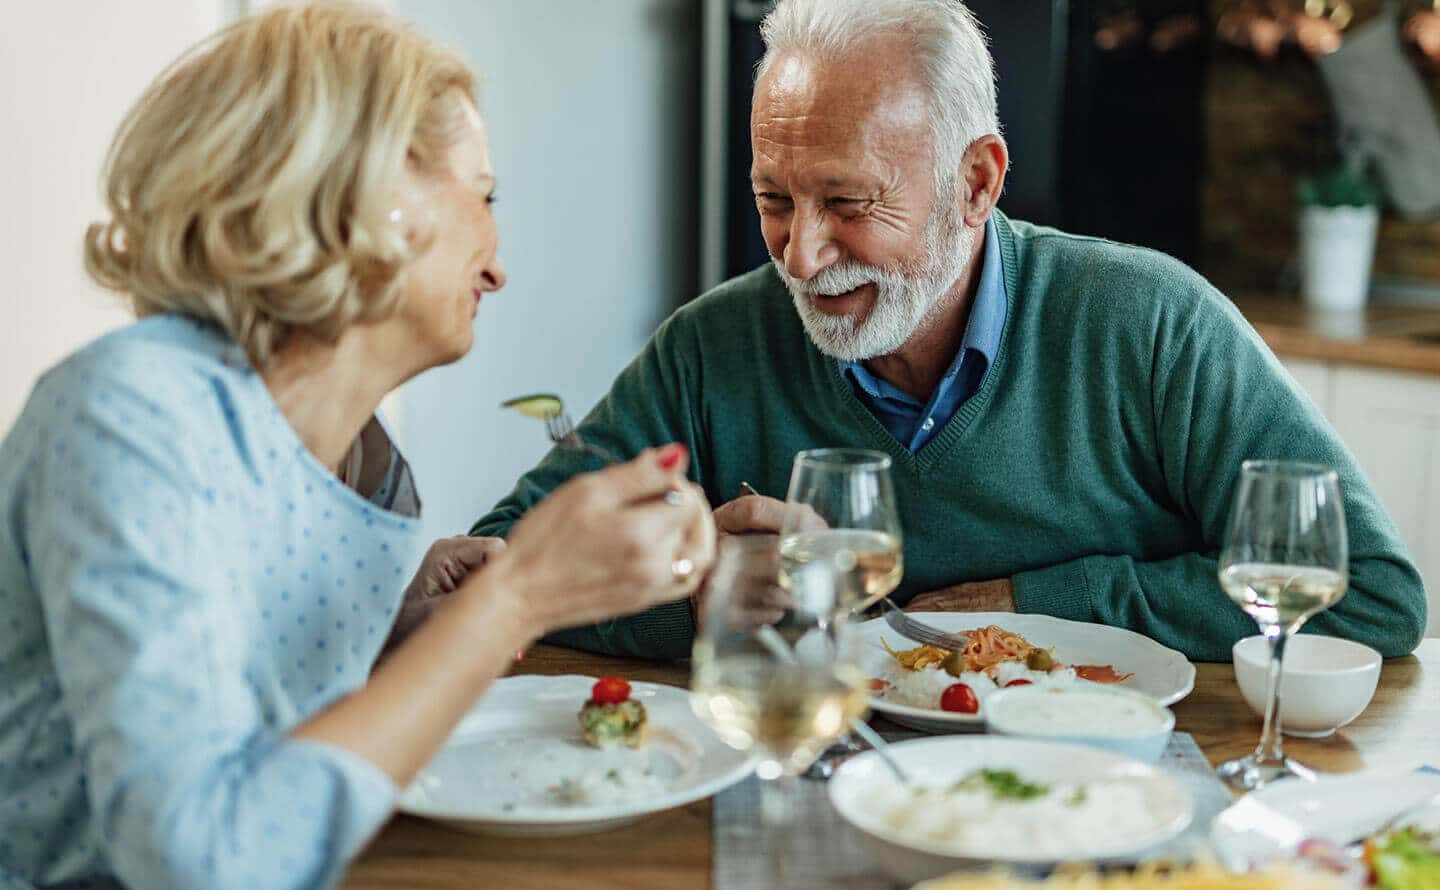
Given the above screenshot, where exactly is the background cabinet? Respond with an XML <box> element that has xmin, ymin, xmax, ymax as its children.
<box><xmin>1281</xmin><ymin>358</ymin><xmax>1440</xmax><ymax>637</ymax></box>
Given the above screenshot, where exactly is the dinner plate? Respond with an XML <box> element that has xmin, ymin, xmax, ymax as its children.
<box><xmin>1210</xmin><ymin>769</ymin><xmax>1440</xmax><ymax>871</ymax></box>
<box><xmin>829</xmin><ymin>736</ymin><xmax>1194</xmax><ymax>886</ymax></box>
<box><xmin>860</xmin><ymin>612</ymin><xmax>1196</xmax><ymax>732</ymax></box>
<box><xmin>397</xmin><ymin>674</ymin><xmax>756</xmax><ymax>836</ymax></box>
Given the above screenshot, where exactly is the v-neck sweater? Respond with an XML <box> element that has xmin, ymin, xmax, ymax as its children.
<box><xmin>473</xmin><ymin>212</ymin><xmax>1425</xmax><ymax>662</ymax></box>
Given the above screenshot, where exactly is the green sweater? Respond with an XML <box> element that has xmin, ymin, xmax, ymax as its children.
<box><xmin>473</xmin><ymin>213</ymin><xmax>1426</xmax><ymax>662</ymax></box>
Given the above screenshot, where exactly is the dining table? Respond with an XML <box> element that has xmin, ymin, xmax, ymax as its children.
<box><xmin>345</xmin><ymin>638</ymin><xmax>1440</xmax><ymax>890</ymax></box>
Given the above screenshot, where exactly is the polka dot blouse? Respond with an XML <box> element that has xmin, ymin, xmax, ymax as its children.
<box><xmin>0</xmin><ymin>316</ymin><xmax>426</xmax><ymax>889</ymax></box>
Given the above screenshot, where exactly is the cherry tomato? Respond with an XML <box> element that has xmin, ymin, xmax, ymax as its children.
<box><xmin>939</xmin><ymin>683</ymin><xmax>979</xmax><ymax>714</ymax></box>
<box><xmin>868</xmin><ymin>678</ymin><xmax>891</xmax><ymax>691</ymax></box>
<box><xmin>1004</xmin><ymin>679</ymin><xmax>1034</xmax><ymax>688</ymax></box>
<box><xmin>591</xmin><ymin>676</ymin><xmax>631</xmax><ymax>704</ymax></box>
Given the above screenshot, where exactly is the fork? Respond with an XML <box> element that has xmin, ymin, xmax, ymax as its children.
<box><xmin>543</xmin><ymin>412</ymin><xmax>622</xmax><ymax>465</ymax></box>
<box><xmin>880</xmin><ymin>598</ymin><xmax>970</xmax><ymax>650</ymax></box>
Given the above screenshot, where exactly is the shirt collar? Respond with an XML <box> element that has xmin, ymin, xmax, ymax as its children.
<box><xmin>841</xmin><ymin>217</ymin><xmax>1007</xmax><ymax>397</ymax></box>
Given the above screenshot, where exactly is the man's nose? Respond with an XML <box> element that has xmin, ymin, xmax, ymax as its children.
<box><xmin>783</xmin><ymin>210</ymin><xmax>840</xmax><ymax>281</ymax></box>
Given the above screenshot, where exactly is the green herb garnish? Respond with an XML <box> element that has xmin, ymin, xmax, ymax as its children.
<box><xmin>952</xmin><ymin>768</ymin><xmax>1050</xmax><ymax>801</ymax></box>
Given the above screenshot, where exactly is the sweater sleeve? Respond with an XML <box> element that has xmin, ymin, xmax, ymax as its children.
<box><xmin>1015</xmin><ymin>289</ymin><xmax>1426</xmax><ymax>662</ymax></box>
<box><xmin>470</xmin><ymin>316</ymin><xmax>706</xmax><ymax>660</ymax></box>
<box><xmin>25</xmin><ymin>368</ymin><xmax>395</xmax><ymax>890</ymax></box>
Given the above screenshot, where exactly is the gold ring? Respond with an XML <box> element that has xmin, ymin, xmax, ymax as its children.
<box><xmin>671</xmin><ymin>557</ymin><xmax>695</xmax><ymax>583</ymax></box>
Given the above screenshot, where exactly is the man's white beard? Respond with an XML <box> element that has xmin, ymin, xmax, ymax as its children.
<box><xmin>775</xmin><ymin>201</ymin><xmax>977</xmax><ymax>362</ymax></box>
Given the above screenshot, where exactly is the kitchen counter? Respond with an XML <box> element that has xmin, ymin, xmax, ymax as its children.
<box><xmin>1233</xmin><ymin>295</ymin><xmax>1440</xmax><ymax>376</ymax></box>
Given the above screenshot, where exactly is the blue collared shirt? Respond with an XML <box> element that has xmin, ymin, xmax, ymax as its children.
<box><xmin>842</xmin><ymin>218</ymin><xmax>1008</xmax><ymax>452</ymax></box>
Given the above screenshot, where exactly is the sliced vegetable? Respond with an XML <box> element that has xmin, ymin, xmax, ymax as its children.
<box><xmin>939</xmin><ymin>683</ymin><xmax>980</xmax><ymax>714</ymax></box>
<box><xmin>501</xmin><ymin>393</ymin><xmax>563</xmax><ymax>420</ymax></box>
<box><xmin>591</xmin><ymin>676</ymin><xmax>631</xmax><ymax>704</ymax></box>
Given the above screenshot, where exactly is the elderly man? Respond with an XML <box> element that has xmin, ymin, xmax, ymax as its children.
<box><xmin>473</xmin><ymin>0</ymin><xmax>1425</xmax><ymax>661</ymax></box>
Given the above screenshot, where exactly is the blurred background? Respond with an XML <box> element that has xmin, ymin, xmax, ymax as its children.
<box><xmin>4</xmin><ymin>0</ymin><xmax>1439</xmax><ymax>632</ymax></box>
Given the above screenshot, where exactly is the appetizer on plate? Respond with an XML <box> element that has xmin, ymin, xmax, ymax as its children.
<box><xmin>915</xmin><ymin>861</ymin><xmax>1351</xmax><ymax>889</ymax></box>
<box><xmin>578</xmin><ymin>676</ymin><xmax>649</xmax><ymax>750</ymax></box>
<box><xmin>1294</xmin><ymin>816</ymin><xmax>1440</xmax><ymax>889</ymax></box>
<box><xmin>872</xmin><ymin>627</ymin><xmax>1133</xmax><ymax>715</ymax></box>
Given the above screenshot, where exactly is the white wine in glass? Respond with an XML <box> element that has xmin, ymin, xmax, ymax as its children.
<box><xmin>778</xmin><ymin>528</ymin><xmax>902</xmax><ymax>614</ymax></box>
<box><xmin>1216</xmin><ymin>460</ymin><xmax>1348</xmax><ymax>791</ymax></box>
<box><xmin>1218</xmin><ymin>563</ymin><xmax>1347</xmax><ymax>630</ymax></box>
<box><xmin>691</xmin><ymin>536</ymin><xmax>868</xmax><ymax>840</ymax></box>
<box><xmin>779</xmin><ymin>449</ymin><xmax>903</xmax><ymax>615</ymax></box>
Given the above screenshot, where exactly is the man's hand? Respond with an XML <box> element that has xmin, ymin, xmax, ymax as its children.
<box><xmin>388</xmin><ymin>536</ymin><xmax>508</xmax><ymax>647</ymax></box>
<box><xmin>905</xmin><ymin>579</ymin><xmax>1017</xmax><ymax>613</ymax></box>
<box><xmin>712</xmin><ymin>494</ymin><xmax>787</xmax><ymax>535</ymax></box>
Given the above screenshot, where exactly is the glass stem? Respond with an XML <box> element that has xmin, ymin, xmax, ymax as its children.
<box><xmin>1254</xmin><ymin>626</ymin><xmax>1289</xmax><ymax>766</ymax></box>
<box><xmin>760</xmin><ymin>773</ymin><xmax>797</xmax><ymax>884</ymax></box>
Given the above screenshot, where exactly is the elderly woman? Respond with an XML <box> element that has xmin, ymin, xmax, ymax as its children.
<box><xmin>0</xmin><ymin>6</ymin><xmax>715</xmax><ymax>889</ymax></box>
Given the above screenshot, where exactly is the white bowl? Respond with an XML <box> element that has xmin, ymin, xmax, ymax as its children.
<box><xmin>984</xmin><ymin>685</ymin><xmax>1175</xmax><ymax>763</ymax></box>
<box><xmin>827</xmin><ymin>736</ymin><xmax>1193</xmax><ymax>886</ymax></box>
<box><xmin>1232</xmin><ymin>635</ymin><xmax>1382</xmax><ymax>738</ymax></box>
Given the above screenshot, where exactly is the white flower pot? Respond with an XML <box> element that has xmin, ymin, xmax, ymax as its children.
<box><xmin>1299</xmin><ymin>205</ymin><xmax>1380</xmax><ymax>312</ymax></box>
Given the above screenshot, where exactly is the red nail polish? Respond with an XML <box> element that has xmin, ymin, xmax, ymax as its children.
<box><xmin>658</xmin><ymin>444</ymin><xmax>688</xmax><ymax>470</ymax></box>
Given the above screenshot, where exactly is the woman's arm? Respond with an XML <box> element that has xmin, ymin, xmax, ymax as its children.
<box><xmin>293</xmin><ymin>448</ymin><xmax>714</xmax><ymax>786</ymax></box>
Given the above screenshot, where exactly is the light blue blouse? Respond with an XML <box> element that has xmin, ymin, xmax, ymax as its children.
<box><xmin>0</xmin><ymin>316</ymin><xmax>425</xmax><ymax>889</ymax></box>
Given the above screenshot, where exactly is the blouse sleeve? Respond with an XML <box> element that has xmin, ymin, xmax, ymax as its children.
<box><xmin>22</xmin><ymin>366</ymin><xmax>395</xmax><ymax>890</ymax></box>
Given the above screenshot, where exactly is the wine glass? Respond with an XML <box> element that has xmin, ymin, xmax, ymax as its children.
<box><xmin>690</xmin><ymin>535</ymin><xmax>868</xmax><ymax>875</ymax></box>
<box><xmin>1217</xmin><ymin>460</ymin><xmax>1349</xmax><ymax>790</ymax></box>
<box><xmin>776</xmin><ymin>448</ymin><xmax>902</xmax><ymax>777</ymax></box>
<box><xmin>778</xmin><ymin>448</ymin><xmax>903</xmax><ymax>616</ymax></box>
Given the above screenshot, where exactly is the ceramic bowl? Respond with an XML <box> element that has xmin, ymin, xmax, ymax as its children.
<box><xmin>984</xmin><ymin>684</ymin><xmax>1175</xmax><ymax>763</ymax></box>
<box><xmin>1232</xmin><ymin>635</ymin><xmax>1382</xmax><ymax>738</ymax></box>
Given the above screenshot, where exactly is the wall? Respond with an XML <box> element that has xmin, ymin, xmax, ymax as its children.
<box><xmin>1201</xmin><ymin>0</ymin><xmax>1440</xmax><ymax>296</ymax></box>
<box><xmin>0</xmin><ymin>0</ymin><xmax>224</xmax><ymax>434</ymax></box>
<box><xmin>391</xmin><ymin>0</ymin><xmax>701</xmax><ymax>544</ymax></box>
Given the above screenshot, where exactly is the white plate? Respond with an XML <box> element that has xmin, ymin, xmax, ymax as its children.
<box><xmin>861</xmin><ymin>612</ymin><xmax>1195</xmax><ymax>732</ymax></box>
<box><xmin>1210</xmin><ymin>770</ymin><xmax>1440</xmax><ymax>871</ymax></box>
<box><xmin>398</xmin><ymin>674</ymin><xmax>756</xmax><ymax>836</ymax></box>
<box><xmin>829</xmin><ymin>736</ymin><xmax>1194</xmax><ymax>886</ymax></box>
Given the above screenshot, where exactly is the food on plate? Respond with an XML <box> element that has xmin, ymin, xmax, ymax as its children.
<box><xmin>1294</xmin><ymin>819</ymin><xmax>1440</xmax><ymax>889</ymax></box>
<box><xmin>883</xmin><ymin>629</ymin><xmax>1131</xmax><ymax>681</ymax></box>
<box><xmin>875</xmin><ymin>768</ymin><xmax>1174</xmax><ymax>860</ymax></box>
<box><xmin>1365</xmin><ymin>825</ymin><xmax>1440</xmax><ymax>889</ymax></box>
<box><xmin>914</xmin><ymin>861</ymin><xmax>1351</xmax><ymax>889</ymax></box>
<box><xmin>548</xmin><ymin>764</ymin><xmax>668</xmax><ymax>807</ymax></box>
<box><xmin>940</xmin><ymin>683</ymin><xmax>980</xmax><ymax>714</ymax></box>
<box><xmin>578</xmin><ymin>676</ymin><xmax>649</xmax><ymax>749</ymax></box>
<box><xmin>872</xmin><ymin>631</ymin><xmax>1135</xmax><ymax>715</ymax></box>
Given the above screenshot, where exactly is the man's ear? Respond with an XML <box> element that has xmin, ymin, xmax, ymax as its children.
<box><xmin>958</xmin><ymin>134</ymin><xmax>1009</xmax><ymax>228</ymax></box>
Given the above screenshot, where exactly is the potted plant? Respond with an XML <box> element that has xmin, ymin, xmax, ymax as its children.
<box><xmin>1296</xmin><ymin>157</ymin><xmax>1382</xmax><ymax>311</ymax></box>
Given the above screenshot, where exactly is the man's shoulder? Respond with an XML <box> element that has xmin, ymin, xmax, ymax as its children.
<box><xmin>1002</xmin><ymin>216</ymin><xmax>1236</xmax><ymax>330</ymax></box>
<box><xmin>652</xmin><ymin>264</ymin><xmax>801</xmax><ymax>356</ymax></box>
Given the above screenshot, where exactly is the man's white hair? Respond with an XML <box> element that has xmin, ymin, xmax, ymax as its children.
<box><xmin>757</xmin><ymin>0</ymin><xmax>1002</xmax><ymax>178</ymax></box>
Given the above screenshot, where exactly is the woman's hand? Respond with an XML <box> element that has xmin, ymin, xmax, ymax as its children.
<box><xmin>480</xmin><ymin>444</ymin><xmax>716</xmax><ymax>639</ymax></box>
<box><xmin>388</xmin><ymin>536</ymin><xmax>507</xmax><ymax>645</ymax></box>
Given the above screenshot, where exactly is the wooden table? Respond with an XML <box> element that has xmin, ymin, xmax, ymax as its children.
<box><xmin>346</xmin><ymin>640</ymin><xmax>1439</xmax><ymax>889</ymax></box>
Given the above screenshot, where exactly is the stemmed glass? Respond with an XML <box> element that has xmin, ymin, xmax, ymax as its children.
<box><xmin>690</xmin><ymin>535</ymin><xmax>868</xmax><ymax>875</ymax></box>
<box><xmin>1217</xmin><ymin>460</ymin><xmax>1349</xmax><ymax>790</ymax></box>
<box><xmin>778</xmin><ymin>449</ymin><xmax>903</xmax><ymax>616</ymax></box>
<box><xmin>776</xmin><ymin>448</ymin><xmax>902</xmax><ymax>775</ymax></box>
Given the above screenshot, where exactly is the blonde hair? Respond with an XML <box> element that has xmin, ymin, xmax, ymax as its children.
<box><xmin>85</xmin><ymin>2</ymin><xmax>476</xmax><ymax>367</ymax></box>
